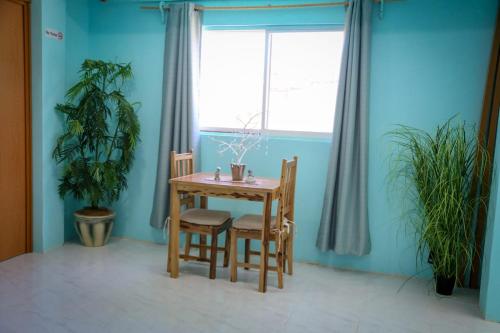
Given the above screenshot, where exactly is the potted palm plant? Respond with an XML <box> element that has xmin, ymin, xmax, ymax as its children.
<box><xmin>53</xmin><ymin>59</ymin><xmax>140</xmax><ymax>247</ymax></box>
<box><xmin>389</xmin><ymin>119</ymin><xmax>488</xmax><ymax>295</ymax></box>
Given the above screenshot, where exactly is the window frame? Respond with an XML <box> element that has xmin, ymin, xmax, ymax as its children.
<box><xmin>199</xmin><ymin>25</ymin><xmax>344</xmax><ymax>138</ymax></box>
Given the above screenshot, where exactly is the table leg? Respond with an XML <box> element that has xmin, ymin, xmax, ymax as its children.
<box><xmin>259</xmin><ymin>193</ymin><xmax>272</xmax><ymax>292</ymax></box>
<box><xmin>169</xmin><ymin>183</ymin><xmax>180</xmax><ymax>278</ymax></box>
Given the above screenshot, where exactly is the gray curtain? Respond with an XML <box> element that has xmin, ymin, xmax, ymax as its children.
<box><xmin>316</xmin><ymin>0</ymin><xmax>372</xmax><ymax>255</ymax></box>
<box><xmin>150</xmin><ymin>3</ymin><xmax>201</xmax><ymax>229</ymax></box>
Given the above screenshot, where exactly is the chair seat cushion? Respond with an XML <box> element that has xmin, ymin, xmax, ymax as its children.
<box><xmin>233</xmin><ymin>214</ymin><xmax>277</xmax><ymax>230</ymax></box>
<box><xmin>180</xmin><ymin>208</ymin><xmax>231</xmax><ymax>226</ymax></box>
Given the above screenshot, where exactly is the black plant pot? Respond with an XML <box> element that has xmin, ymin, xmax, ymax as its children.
<box><xmin>435</xmin><ymin>275</ymin><xmax>456</xmax><ymax>296</ymax></box>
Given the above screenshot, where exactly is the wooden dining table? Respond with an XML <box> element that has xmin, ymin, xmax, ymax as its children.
<box><xmin>167</xmin><ymin>172</ymin><xmax>281</xmax><ymax>292</ymax></box>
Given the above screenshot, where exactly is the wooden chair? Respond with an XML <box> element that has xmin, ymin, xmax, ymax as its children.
<box><xmin>229</xmin><ymin>156</ymin><xmax>298</xmax><ymax>289</ymax></box>
<box><xmin>169</xmin><ymin>150</ymin><xmax>232</xmax><ymax>279</ymax></box>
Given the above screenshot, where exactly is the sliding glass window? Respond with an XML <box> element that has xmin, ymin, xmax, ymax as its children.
<box><xmin>199</xmin><ymin>27</ymin><xmax>344</xmax><ymax>135</ymax></box>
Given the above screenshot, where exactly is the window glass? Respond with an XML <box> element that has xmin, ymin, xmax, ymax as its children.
<box><xmin>199</xmin><ymin>30</ymin><xmax>265</xmax><ymax>129</ymax></box>
<box><xmin>266</xmin><ymin>31</ymin><xmax>343</xmax><ymax>133</ymax></box>
<box><xmin>199</xmin><ymin>29</ymin><xmax>344</xmax><ymax>134</ymax></box>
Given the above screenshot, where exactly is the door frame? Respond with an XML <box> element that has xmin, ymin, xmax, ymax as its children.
<box><xmin>7</xmin><ymin>0</ymin><xmax>33</xmax><ymax>252</ymax></box>
<box><xmin>470</xmin><ymin>10</ymin><xmax>500</xmax><ymax>288</ymax></box>
<box><xmin>23</xmin><ymin>0</ymin><xmax>32</xmax><ymax>252</ymax></box>
<box><xmin>24</xmin><ymin>0</ymin><xmax>32</xmax><ymax>252</ymax></box>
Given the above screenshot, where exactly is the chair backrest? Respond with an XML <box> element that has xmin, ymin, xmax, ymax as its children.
<box><xmin>170</xmin><ymin>150</ymin><xmax>195</xmax><ymax>178</ymax></box>
<box><xmin>276</xmin><ymin>156</ymin><xmax>298</xmax><ymax>230</ymax></box>
<box><xmin>170</xmin><ymin>150</ymin><xmax>195</xmax><ymax>208</ymax></box>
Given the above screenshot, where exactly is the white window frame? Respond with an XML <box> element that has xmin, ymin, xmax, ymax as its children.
<box><xmin>199</xmin><ymin>25</ymin><xmax>344</xmax><ymax>138</ymax></box>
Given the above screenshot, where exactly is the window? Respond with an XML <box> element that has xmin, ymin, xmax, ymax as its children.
<box><xmin>199</xmin><ymin>28</ymin><xmax>344</xmax><ymax>134</ymax></box>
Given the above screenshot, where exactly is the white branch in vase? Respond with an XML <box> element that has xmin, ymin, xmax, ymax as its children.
<box><xmin>210</xmin><ymin>113</ymin><xmax>264</xmax><ymax>166</ymax></box>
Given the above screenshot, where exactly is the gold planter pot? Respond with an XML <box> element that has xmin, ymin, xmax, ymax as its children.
<box><xmin>74</xmin><ymin>208</ymin><xmax>115</xmax><ymax>247</ymax></box>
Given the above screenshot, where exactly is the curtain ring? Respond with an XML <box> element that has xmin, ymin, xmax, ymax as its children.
<box><xmin>378</xmin><ymin>0</ymin><xmax>385</xmax><ymax>19</ymax></box>
<box><xmin>159</xmin><ymin>1</ymin><xmax>166</xmax><ymax>24</ymax></box>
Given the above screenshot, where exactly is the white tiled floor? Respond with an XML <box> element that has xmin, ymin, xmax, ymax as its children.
<box><xmin>0</xmin><ymin>238</ymin><xmax>498</xmax><ymax>333</ymax></box>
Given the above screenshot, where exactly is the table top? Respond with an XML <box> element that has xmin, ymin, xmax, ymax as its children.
<box><xmin>170</xmin><ymin>172</ymin><xmax>281</xmax><ymax>194</ymax></box>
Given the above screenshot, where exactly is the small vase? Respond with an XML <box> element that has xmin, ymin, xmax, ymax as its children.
<box><xmin>231</xmin><ymin>163</ymin><xmax>246</xmax><ymax>181</ymax></box>
<box><xmin>435</xmin><ymin>275</ymin><xmax>456</xmax><ymax>296</ymax></box>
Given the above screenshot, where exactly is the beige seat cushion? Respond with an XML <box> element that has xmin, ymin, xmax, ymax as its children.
<box><xmin>233</xmin><ymin>214</ymin><xmax>277</xmax><ymax>230</ymax></box>
<box><xmin>180</xmin><ymin>208</ymin><xmax>231</xmax><ymax>226</ymax></box>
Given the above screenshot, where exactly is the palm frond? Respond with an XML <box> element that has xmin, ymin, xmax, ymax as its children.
<box><xmin>53</xmin><ymin>60</ymin><xmax>140</xmax><ymax>208</ymax></box>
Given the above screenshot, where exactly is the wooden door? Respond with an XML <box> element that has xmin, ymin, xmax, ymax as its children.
<box><xmin>0</xmin><ymin>0</ymin><xmax>32</xmax><ymax>261</ymax></box>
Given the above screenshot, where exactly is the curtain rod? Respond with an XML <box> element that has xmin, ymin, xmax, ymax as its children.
<box><xmin>140</xmin><ymin>0</ymin><xmax>393</xmax><ymax>12</ymax></box>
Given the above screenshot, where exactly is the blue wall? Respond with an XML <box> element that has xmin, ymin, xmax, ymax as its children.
<box><xmin>480</xmin><ymin>115</ymin><xmax>500</xmax><ymax>322</ymax></box>
<box><xmin>31</xmin><ymin>0</ymin><xmax>92</xmax><ymax>252</ymax></box>
<box><xmin>363</xmin><ymin>0</ymin><xmax>496</xmax><ymax>275</ymax></box>
<box><xmin>63</xmin><ymin>0</ymin><xmax>90</xmax><ymax>242</ymax></box>
<box><xmin>83</xmin><ymin>0</ymin><xmax>348</xmax><ymax>245</ymax></box>
<box><xmin>75</xmin><ymin>0</ymin><xmax>498</xmax><ymax>277</ymax></box>
<box><xmin>87</xmin><ymin>0</ymin><xmax>168</xmax><ymax>243</ymax></box>
<box><xmin>31</xmin><ymin>0</ymin><xmax>67</xmax><ymax>252</ymax></box>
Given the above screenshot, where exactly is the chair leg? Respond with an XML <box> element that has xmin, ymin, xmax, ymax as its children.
<box><xmin>199</xmin><ymin>234</ymin><xmax>207</xmax><ymax>259</ymax></box>
<box><xmin>184</xmin><ymin>232</ymin><xmax>192</xmax><ymax>261</ymax></box>
<box><xmin>167</xmin><ymin>219</ymin><xmax>172</xmax><ymax>273</ymax></box>
<box><xmin>209</xmin><ymin>230</ymin><xmax>218</xmax><ymax>279</ymax></box>
<box><xmin>244</xmin><ymin>239</ymin><xmax>251</xmax><ymax>270</ymax></box>
<box><xmin>223</xmin><ymin>230</ymin><xmax>230</xmax><ymax>267</ymax></box>
<box><xmin>230</xmin><ymin>229</ymin><xmax>238</xmax><ymax>282</ymax></box>
<box><xmin>287</xmin><ymin>225</ymin><xmax>294</xmax><ymax>276</ymax></box>
<box><xmin>277</xmin><ymin>247</ymin><xmax>284</xmax><ymax>289</ymax></box>
<box><xmin>283</xmin><ymin>239</ymin><xmax>288</xmax><ymax>274</ymax></box>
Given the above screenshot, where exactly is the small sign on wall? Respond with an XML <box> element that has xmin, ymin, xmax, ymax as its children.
<box><xmin>45</xmin><ymin>28</ymin><xmax>64</xmax><ymax>41</ymax></box>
